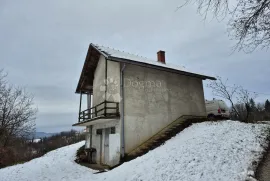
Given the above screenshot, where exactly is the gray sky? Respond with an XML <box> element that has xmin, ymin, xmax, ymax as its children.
<box><xmin>0</xmin><ymin>0</ymin><xmax>269</xmax><ymax>132</ymax></box>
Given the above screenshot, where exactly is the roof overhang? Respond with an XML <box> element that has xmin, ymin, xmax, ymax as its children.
<box><xmin>75</xmin><ymin>44</ymin><xmax>110</xmax><ymax>94</ymax></box>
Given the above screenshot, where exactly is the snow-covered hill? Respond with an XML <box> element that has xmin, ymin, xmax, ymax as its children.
<box><xmin>0</xmin><ymin>120</ymin><xmax>269</xmax><ymax>181</ymax></box>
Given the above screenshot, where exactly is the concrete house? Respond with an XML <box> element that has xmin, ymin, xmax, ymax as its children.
<box><xmin>73</xmin><ymin>44</ymin><xmax>215</xmax><ymax>167</ymax></box>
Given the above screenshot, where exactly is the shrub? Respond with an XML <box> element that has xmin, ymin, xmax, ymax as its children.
<box><xmin>0</xmin><ymin>147</ymin><xmax>16</xmax><ymax>168</ymax></box>
<box><xmin>75</xmin><ymin>145</ymin><xmax>87</xmax><ymax>163</ymax></box>
<box><xmin>76</xmin><ymin>145</ymin><xmax>85</xmax><ymax>157</ymax></box>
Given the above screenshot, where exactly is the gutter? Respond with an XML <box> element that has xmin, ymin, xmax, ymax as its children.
<box><xmin>120</xmin><ymin>63</ymin><xmax>126</xmax><ymax>158</ymax></box>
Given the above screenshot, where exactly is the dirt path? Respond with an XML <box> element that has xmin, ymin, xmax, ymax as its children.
<box><xmin>256</xmin><ymin>141</ymin><xmax>270</xmax><ymax>181</ymax></box>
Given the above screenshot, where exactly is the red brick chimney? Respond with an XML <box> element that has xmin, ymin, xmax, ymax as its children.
<box><xmin>157</xmin><ymin>50</ymin><xmax>165</xmax><ymax>64</ymax></box>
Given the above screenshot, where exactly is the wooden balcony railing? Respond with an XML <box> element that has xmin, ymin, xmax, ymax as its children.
<box><xmin>78</xmin><ymin>101</ymin><xmax>120</xmax><ymax>123</ymax></box>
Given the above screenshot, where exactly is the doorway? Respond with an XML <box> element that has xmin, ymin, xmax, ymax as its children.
<box><xmin>104</xmin><ymin>128</ymin><xmax>110</xmax><ymax>164</ymax></box>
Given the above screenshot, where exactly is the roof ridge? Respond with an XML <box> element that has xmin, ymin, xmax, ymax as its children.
<box><xmin>94</xmin><ymin>43</ymin><xmax>153</xmax><ymax>62</ymax></box>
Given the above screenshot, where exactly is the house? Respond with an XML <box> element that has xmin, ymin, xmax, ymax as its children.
<box><xmin>73</xmin><ymin>44</ymin><xmax>215</xmax><ymax>167</ymax></box>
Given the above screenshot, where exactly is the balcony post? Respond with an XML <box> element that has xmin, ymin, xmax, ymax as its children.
<box><xmin>116</xmin><ymin>102</ymin><xmax>119</xmax><ymax>115</ymax></box>
<box><xmin>95</xmin><ymin>106</ymin><xmax>97</xmax><ymax>117</ymax></box>
<box><xmin>78</xmin><ymin>92</ymin><xmax>82</xmax><ymax>122</ymax></box>
<box><xmin>87</xmin><ymin>93</ymin><xmax>92</xmax><ymax>118</ymax></box>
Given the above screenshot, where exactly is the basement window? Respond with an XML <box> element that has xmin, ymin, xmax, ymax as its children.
<box><xmin>96</xmin><ymin>129</ymin><xmax>102</xmax><ymax>135</ymax></box>
<box><xmin>111</xmin><ymin>127</ymin><xmax>116</xmax><ymax>134</ymax></box>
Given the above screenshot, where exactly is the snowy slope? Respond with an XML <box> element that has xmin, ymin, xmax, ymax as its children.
<box><xmin>0</xmin><ymin>141</ymin><xmax>96</xmax><ymax>181</ymax></box>
<box><xmin>0</xmin><ymin>120</ymin><xmax>269</xmax><ymax>181</ymax></box>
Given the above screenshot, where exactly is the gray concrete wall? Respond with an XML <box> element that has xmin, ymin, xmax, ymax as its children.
<box><xmin>123</xmin><ymin>64</ymin><xmax>206</xmax><ymax>153</ymax></box>
<box><xmin>93</xmin><ymin>55</ymin><xmax>105</xmax><ymax>116</ymax></box>
<box><xmin>91</xmin><ymin>119</ymin><xmax>121</xmax><ymax>166</ymax></box>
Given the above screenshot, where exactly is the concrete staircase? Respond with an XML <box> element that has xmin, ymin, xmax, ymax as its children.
<box><xmin>124</xmin><ymin>115</ymin><xmax>207</xmax><ymax>161</ymax></box>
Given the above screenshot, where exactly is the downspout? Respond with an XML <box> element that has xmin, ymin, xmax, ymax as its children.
<box><xmin>120</xmin><ymin>63</ymin><xmax>126</xmax><ymax>159</ymax></box>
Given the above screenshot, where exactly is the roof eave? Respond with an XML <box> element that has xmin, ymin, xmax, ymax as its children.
<box><xmin>108</xmin><ymin>56</ymin><xmax>216</xmax><ymax>81</ymax></box>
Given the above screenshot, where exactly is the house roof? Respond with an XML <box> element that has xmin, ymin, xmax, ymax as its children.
<box><xmin>75</xmin><ymin>43</ymin><xmax>216</xmax><ymax>94</ymax></box>
<box><xmin>94</xmin><ymin>44</ymin><xmax>186</xmax><ymax>72</ymax></box>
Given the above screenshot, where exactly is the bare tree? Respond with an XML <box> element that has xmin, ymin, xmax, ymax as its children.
<box><xmin>232</xmin><ymin>103</ymin><xmax>247</xmax><ymax>120</ymax></box>
<box><xmin>208</xmin><ymin>76</ymin><xmax>257</xmax><ymax>122</ymax></box>
<box><xmin>177</xmin><ymin>0</ymin><xmax>270</xmax><ymax>52</ymax></box>
<box><xmin>0</xmin><ymin>71</ymin><xmax>37</xmax><ymax>147</ymax></box>
<box><xmin>208</xmin><ymin>76</ymin><xmax>240</xmax><ymax>117</ymax></box>
<box><xmin>0</xmin><ymin>69</ymin><xmax>7</xmax><ymax>101</ymax></box>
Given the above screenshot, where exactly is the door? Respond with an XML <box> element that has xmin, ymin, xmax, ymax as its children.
<box><xmin>97</xmin><ymin>129</ymin><xmax>102</xmax><ymax>164</ymax></box>
<box><xmin>104</xmin><ymin>128</ymin><xmax>110</xmax><ymax>164</ymax></box>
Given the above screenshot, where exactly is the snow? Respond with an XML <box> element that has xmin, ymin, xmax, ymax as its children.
<box><xmin>27</xmin><ymin>138</ymin><xmax>41</xmax><ymax>143</ymax></box>
<box><xmin>0</xmin><ymin>120</ymin><xmax>269</xmax><ymax>181</ymax></box>
<box><xmin>0</xmin><ymin>142</ymin><xmax>96</xmax><ymax>181</ymax></box>
<box><xmin>33</xmin><ymin>138</ymin><xmax>41</xmax><ymax>143</ymax></box>
<box><xmin>92</xmin><ymin>44</ymin><xmax>214</xmax><ymax>79</ymax></box>
<box><xmin>103</xmin><ymin>121</ymin><xmax>269</xmax><ymax>181</ymax></box>
<box><xmin>26</xmin><ymin>139</ymin><xmax>41</xmax><ymax>143</ymax></box>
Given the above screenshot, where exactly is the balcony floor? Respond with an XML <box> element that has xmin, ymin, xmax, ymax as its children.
<box><xmin>73</xmin><ymin>115</ymin><xmax>120</xmax><ymax>127</ymax></box>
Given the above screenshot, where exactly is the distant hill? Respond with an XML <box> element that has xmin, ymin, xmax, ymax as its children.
<box><xmin>35</xmin><ymin>132</ymin><xmax>55</xmax><ymax>139</ymax></box>
<box><xmin>32</xmin><ymin>129</ymin><xmax>84</xmax><ymax>139</ymax></box>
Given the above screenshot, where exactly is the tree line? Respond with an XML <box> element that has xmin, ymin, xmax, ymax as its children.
<box><xmin>231</xmin><ymin>98</ymin><xmax>270</xmax><ymax>122</ymax></box>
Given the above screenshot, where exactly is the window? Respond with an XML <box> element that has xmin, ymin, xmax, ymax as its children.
<box><xmin>96</xmin><ymin>129</ymin><xmax>102</xmax><ymax>135</ymax></box>
<box><xmin>111</xmin><ymin>127</ymin><xmax>116</xmax><ymax>134</ymax></box>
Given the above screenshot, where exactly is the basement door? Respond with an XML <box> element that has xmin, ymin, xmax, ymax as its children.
<box><xmin>104</xmin><ymin>128</ymin><xmax>110</xmax><ymax>165</ymax></box>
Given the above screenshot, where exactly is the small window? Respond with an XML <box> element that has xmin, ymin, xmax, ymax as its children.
<box><xmin>111</xmin><ymin>127</ymin><xmax>116</xmax><ymax>134</ymax></box>
<box><xmin>96</xmin><ymin>129</ymin><xmax>102</xmax><ymax>135</ymax></box>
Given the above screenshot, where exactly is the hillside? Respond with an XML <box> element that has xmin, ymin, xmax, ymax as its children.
<box><xmin>35</xmin><ymin>132</ymin><xmax>55</xmax><ymax>138</ymax></box>
<box><xmin>0</xmin><ymin>120</ymin><xmax>269</xmax><ymax>181</ymax></box>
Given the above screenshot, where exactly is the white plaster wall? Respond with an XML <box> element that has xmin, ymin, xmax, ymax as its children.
<box><xmin>91</xmin><ymin>119</ymin><xmax>121</xmax><ymax>166</ymax></box>
<box><xmin>123</xmin><ymin>64</ymin><xmax>206</xmax><ymax>153</ymax></box>
<box><xmin>85</xmin><ymin>133</ymin><xmax>90</xmax><ymax>148</ymax></box>
<box><xmin>88</xmin><ymin>58</ymin><xmax>121</xmax><ymax>166</ymax></box>
<box><xmin>106</xmin><ymin>60</ymin><xmax>121</xmax><ymax>117</ymax></box>
<box><xmin>93</xmin><ymin>55</ymin><xmax>105</xmax><ymax>116</ymax></box>
<box><xmin>106</xmin><ymin>60</ymin><xmax>121</xmax><ymax>103</ymax></box>
<box><xmin>85</xmin><ymin>126</ymin><xmax>92</xmax><ymax>149</ymax></box>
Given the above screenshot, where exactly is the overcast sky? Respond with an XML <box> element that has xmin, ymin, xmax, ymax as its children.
<box><xmin>0</xmin><ymin>0</ymin><xmax>269</xmax><ymax>133</ymax></box>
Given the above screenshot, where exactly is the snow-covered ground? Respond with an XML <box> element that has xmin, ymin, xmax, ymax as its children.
<box><xmin>0</xmin><ymin>120</ymin><xmax>269</xmax><ymax>181</ymax></box>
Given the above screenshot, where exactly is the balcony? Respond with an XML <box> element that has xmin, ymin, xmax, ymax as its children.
<box><xmin>78</xmin><ymin>101</ymin><xmax>120</xmax><ymax>124</ymax></box>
